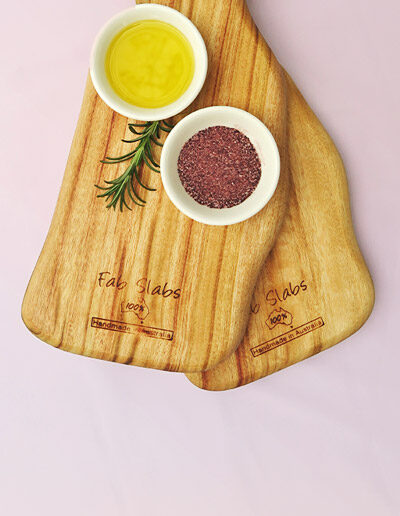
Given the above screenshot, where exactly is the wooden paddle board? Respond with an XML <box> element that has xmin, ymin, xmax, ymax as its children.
<box><xmin>186</xmin><ymin>73</ymin><xmax>375</xmax><ymax>390</ymax></box>
<box><xmin>21</xmin><ymin>0</ymin><xmax>290</xmax><ymax>372</ymax></box>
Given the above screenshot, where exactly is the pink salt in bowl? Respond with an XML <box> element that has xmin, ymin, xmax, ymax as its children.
<box><xmin>160</xmin><ymin>106</ymin><xmax>280</xmax><ymax>226</ymax></box>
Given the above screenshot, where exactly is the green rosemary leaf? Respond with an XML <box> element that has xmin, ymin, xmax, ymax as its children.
<box><xmin>106</xmin><ymin>198</ymin><xmax>116</xmax><ymax>209</ymax></box>
<box><xmin>121</xmin><ymin>136</ymin><xmax>145</xmax><ymax>144</ymax></box>
<box><xmin>103</xmin><ymin>179</ymin><xmax>120</xmax><ymax>186</ymax></box>
<box><xmin>144</xmin><ymin>145</ymin><xmax>160</xmax><ymax>168</ymax></box>
<box><xmin>97</xmin><ymin>189</ymin><xmax>115</xmax><ymax>198</ymax></box>
<box><xmin>112</xmin><ymin>181</ymin><xmax>125</xmax><ymax>202</ymax></box>
<box><xmin>134</xmin><ymin>166</ymin><xmax>156</xmax><ymax>191</ymax></box>
<box><xmin>150</xmin><ymin>135</ymin><xmax>163</xmax><ymax>147</ymax></box>
<box><xmin>100</xmin><ymin>182</ymin><xmax>119</xmax><ymax>192</ymax></box>
<box><xmin>104</xmin><ymin>150</ymin><xmax>137</xmax><ymax>161</ymax></box>
<box><xmin>159</xmin><ymin>122</ymin><xmax>172</xmax><ymax>132</ymax></box>
<box><xmin>119</xmin><ymin>192</ymin><xmax>127</xmax><ymax>212</ymax></box>
<box><xmin>143</xmin><ymin>154</ymin><xmax>160</xmax><ymax>173</ymax></box>
<box><xmin>128</xmin><ymin>126</ymin><xmax>145</xmax><ymax>135</ymax></box>
<box><xmin>127</xmin><ymin>177</ymin><xmax>146</xmax><ymax>205</ymax></box>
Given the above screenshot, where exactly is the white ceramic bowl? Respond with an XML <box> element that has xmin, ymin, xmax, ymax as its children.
<box><xmin>90</xmin><ymin>4</ymin><xmax>208</xmax><ymax>121</ymax></box>
<box><xmin>160</xmin><ymin>106</ymin><xmax>281</xmax><ymax>226</ymax></box>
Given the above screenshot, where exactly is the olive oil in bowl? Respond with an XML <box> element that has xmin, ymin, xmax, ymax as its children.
<box><xmin>105</xmin><ymin>20</ymin><xmax>195</xmax><ymax>109</ymax></box>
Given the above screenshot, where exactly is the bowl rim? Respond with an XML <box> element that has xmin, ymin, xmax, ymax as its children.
<box><xmin>90</xmin><ymin>4</ymin><xmax>208</xmax><ymax>121</ymax></box>
<box><xmin>160</xmin><ymin>106</ymin><xmax>281</xmax><ymax>226</ymax></box>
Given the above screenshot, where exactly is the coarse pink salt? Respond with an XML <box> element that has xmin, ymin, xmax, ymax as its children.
<box><xmin>177</xmin><ymin>125</ymin><xmax>261</xmax><ymax>209</ymax></box>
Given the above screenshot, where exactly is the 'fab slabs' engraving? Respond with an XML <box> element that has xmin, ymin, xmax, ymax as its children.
<box><xmin>97</xmin><ymin>272</ymin><xmax>181</xmax><ymax>299</ymax></box>
<box><xmin>91</xmin><ymin>272</ymin><xmax>181</xmax><ymax>341</ymax></box>
<box><xmin>250</xmin><ymin>279</ymin><xmax>325</xmax><ymax>357</ymax></box>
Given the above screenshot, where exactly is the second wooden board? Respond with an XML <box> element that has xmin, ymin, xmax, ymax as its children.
<box><xmin>186</xmin><ymin>74</ymin><xmax>375</xmax><ymax>390</ymax></box>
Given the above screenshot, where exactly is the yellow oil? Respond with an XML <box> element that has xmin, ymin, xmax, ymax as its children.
<box><xmin>105</xmin><ymin>20</ymin><xmax>195</xmax><ymax>109</ymax></box>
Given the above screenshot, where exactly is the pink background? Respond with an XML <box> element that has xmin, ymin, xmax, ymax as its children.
<box><xmin>1</xmin><ymin>1</ymin><xmax>399</xmax><ymax>514</ymax></box>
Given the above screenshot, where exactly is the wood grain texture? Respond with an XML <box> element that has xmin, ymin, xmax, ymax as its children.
<box><xmin>186</xmin><ymin>74</ymin><xmax>375</xmax><ymax>390</ymax></box>
<box><xmin>21</xmin><ymin>0</ymin><xmax>290</xmax><ymax>372</ymax></box>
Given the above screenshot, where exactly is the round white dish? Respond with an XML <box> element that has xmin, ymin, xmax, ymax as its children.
<box><xmin>90</xmin><ymin>4</ymin><xmax>208</xmax><ymax>121</ymax></box>
<box><xmin>160</xmin><ymin>106</ymin><xmax>281</xmax><ymax>226</ymax></box>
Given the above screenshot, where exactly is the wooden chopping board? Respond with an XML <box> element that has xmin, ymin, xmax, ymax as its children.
<box><xmin>21</xmin><ymin>0</ymin><xmax>291</xmax><ymax>372</ymax></box>
<box><xmin>186</xmin><ymin>74</ymin><xmax>375</xmax><ymax>390</ymax></box>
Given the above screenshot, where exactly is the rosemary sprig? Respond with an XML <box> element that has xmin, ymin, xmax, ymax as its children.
<box><xmin>95</xmin><ymin>120</ymin><xmax>174</xmax><ymax>211</ymax></box>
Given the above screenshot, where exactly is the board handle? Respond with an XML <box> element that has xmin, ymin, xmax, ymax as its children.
<box><xmin>136</xmin><ymin>0</ymin><xmax>247</xmax><ymax>13</ymax></box>
<box><xmin>134</xmin><ymin>0</ymin><xmax>256</xmax><ymax>57</ymax></box>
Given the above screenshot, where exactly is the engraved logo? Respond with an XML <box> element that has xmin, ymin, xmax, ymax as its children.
<box><xmin>121</xmin><ymin>297</ymin><xmax>150</xmax><ymax>322</ymax></box>
<box><xmin>266</xmin><ymin>307</ymin><xmax>293</xmax><ymax>330</ymax></box>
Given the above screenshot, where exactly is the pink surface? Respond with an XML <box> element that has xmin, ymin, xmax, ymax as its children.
<box><xmin>1</xmin><ymin>1</ymin><xmax>399</xmax><ymax>514</ymax></box>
